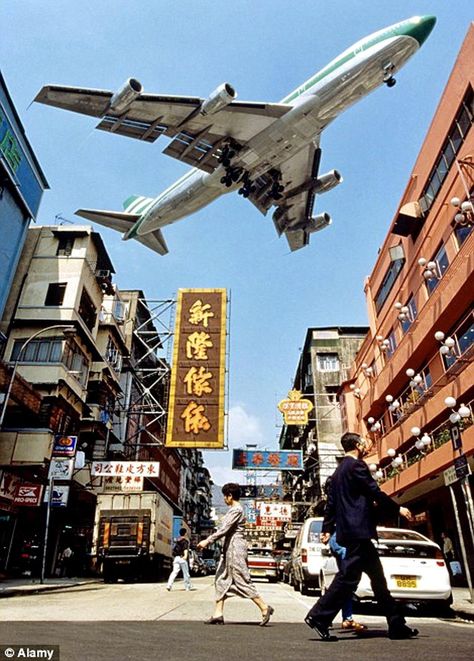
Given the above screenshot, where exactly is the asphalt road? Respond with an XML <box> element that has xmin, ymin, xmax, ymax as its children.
<box><xmin>0</xmin><ymin>577</ymin><xmax>472</xmax><ymax>661</ymax></box>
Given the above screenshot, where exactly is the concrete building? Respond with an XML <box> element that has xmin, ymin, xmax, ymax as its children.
<box><xmin>340</xmin><ymin>24</ymin><xmax>474</xmax><ymax>583</ymax></box>
<box><xmin>279</xmin><ymin>326</ymin><xmax>368</xmax><ymax>519</ymax></box>
<box><xmin>0</xmin><ymin>72</ymin><xmax>48</xmax><ymax>321</ymax></box>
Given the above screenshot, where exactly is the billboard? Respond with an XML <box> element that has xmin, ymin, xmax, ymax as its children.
<box><xmin>166</xmin><ymin>289</ymin><xmax>227</xmax><ymax>448</ymax></box>
<box><xmin>91</xmin><ymin>461</ymin><xmax>160</xmax><ymax>478</ymax></box>
<box><xmin>232</xmin><ymin>449</ymin><xmax>303</xmax><ymax>470</ymax></box>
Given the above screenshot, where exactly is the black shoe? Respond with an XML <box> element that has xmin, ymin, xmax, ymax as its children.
<box><xmin>259</xmin><ymin>605</ymin><xmax>274</xmax><ymax>626</ymax></box>
<box><xmin>204</xmin><ymin>616</ymin><xmax>224</xmax><ymax>625</ymax></box>
<box><xmin>305</xmin><ymin>616</ymin><xmax>333</xmax><ymax>641</ymax></box>
<box><xmin>388</xmin><ymin>625</ymin><xmax>419</xmax><ymax>640</ymax></box>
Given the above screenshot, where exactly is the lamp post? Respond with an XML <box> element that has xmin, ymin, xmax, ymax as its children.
<box><xmin>0</xmin><ymin>324</ymin><xmax>75</xmax><ymax>583</ymax></box>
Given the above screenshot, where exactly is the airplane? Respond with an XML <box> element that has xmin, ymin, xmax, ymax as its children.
<box><xmin>34</xmin><ymin>15</ymin><xmax>436</xmax><ymax>256</ymax></box>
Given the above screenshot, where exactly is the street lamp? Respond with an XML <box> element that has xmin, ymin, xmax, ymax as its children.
<box><xmin>0</xmin><ymin>324</ymin><xmax>76</xmax><ymax>429</ymax></box>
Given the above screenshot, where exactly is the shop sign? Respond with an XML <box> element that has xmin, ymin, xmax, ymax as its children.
<box><xmin>278</xmin><ymin>389</ymin><xmax>314</xmax><ymax>425</ymax></box>
<box><xmin>53</xmin><ymin>435</ymin><xmax>78</xmax><ymax>456</ymax></box>
<box><xmin>44</xmin><ymin>484</ymin><xmax>70</xmax><ymax>507</ymax></box>
<box><xmin>443</xmin><ymin>455</ymin><xmax>471</xmax><ymax>486</ymax></box>
<box><xmin>256</xmin><ymin>501</ymin><xmax>292</xmax><ymax>527</ymax></box>
<box><xmin>232</xmin><ymin>449</ymin><xmax>303</xmax><ymax>471</ymax></box>
<box><xmin>102</xmin><ymin>476</ymin><xmax>144</xmax><ymax>492</ymax></box>
<box><xmin>48</xmin><ymin>457</ymin><xmax>74</xmax><ymax>480</ymax></box>
<box><xmin>14</xmin><ymin>484</ymin><xmax>43</xmax><ymax>506</ymax></box>
<box><xmin>0</xmin><ymin>471</ymin><xmax>22</xmax><ymax>501</ymax></box>
<box><xmin>166</xmin><ymin>289</ymin><xmax>227</xmax><ymax>448</ymax></box>
<box><xmin>91</xmin><ymin>461</ymin><xmax>160</xmax><ymax>477</ymax></box>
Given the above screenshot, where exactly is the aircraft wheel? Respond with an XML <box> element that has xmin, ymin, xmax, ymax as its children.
<box><xmin>386</xmin><ymin>77</ymin><xmax>396</xmax><ymax>87</ymax></box>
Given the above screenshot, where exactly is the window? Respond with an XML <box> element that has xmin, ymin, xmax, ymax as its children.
<box><xmin>325</xmin><ymin>385</ymin><xmax>339</xmax><ymax>404</ymax></box>
<box><xmin>63</xmin><ymin>341</ymin><xmax>89</xmax><ymax>386</ymax></box>
<box><xmin>385</xmin><ymin>329</ymin><xmax>397</xmax><ymax>359</ymax></box>
<box><xmin>45</xmin><ymin>283</ymin><xmax>67</xmax><ymax>306</ymax></box>
<box><xmin>303</xmin><ymin>361</ymin><xmax>312</xmax><ymax>389</ymax></box>
<box><xmin>425</xmin><ymin>244</ymin><xmax>450</xmax><ymax>295</ymax></box>
<box><xmin>317</xmin><ymin>353</ymin><xmax>340</xmax><ymax>372</ymax></box>
<box><xmin>400</xmin><ymin>295</ymin><xmax>417</xmax><ymax>334</ymax></box>
<box><xmin>78</xmin><ymin>288</ymin><xmax>97</xmax><ymax>331</ymax></box>
<box><xmin>414</xmin><ymin>87</ymin><xmax>474</xmax><ymax>239</ymax></box>
<box><xmin>11</xmin><ymin>337</ymin><xmax>63</xmax><ymax>363</ymax></box>
<box><xmin>454</xmin><ymin>223</ymin><xmax>473</xmax><ymax>249</ymax></box>
<box><xmin>56</xmin><ymin>235</ymin><xmax>75</xmax><ymax>256</ymax></box>
<box><xmin>442</xmin><ymin>310</ymin><xmax>474</xmax><ymax>371</ymax></box>
<box><xmin>374</xmin><ymin>258</ymin><xmax>405</xmax><ymax>312</ymax></box>
<box><xmin>105</xmin><ymin>336</ymin><xmax>122</xmax><ymax>373</ymax></box>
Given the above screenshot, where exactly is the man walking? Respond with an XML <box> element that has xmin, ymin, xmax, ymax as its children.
<box><xmin>167</xmin><ymin>527</ymin><xmax>192</xmax><ymax>591</ymax></box>
<box><xmin>305</xmin><ymin>432</ymin><xmax>418</xmax><ymax>641</ymax></box>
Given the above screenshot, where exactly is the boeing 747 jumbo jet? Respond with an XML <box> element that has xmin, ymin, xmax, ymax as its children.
<box><xmin>35</xmin><ymin>15</ymin><xmax>436</xmax><ymax>255</ymax></box>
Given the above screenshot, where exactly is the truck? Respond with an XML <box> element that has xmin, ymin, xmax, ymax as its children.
<box><xmin>92</xmin><ymin>492</ymin><xmax>173</xmax><ymax>582</ymax></box>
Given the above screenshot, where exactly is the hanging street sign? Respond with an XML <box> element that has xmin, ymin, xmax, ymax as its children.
<box><xmin>232</xmin><ymin>449</ymin><xmax>303</xmax><ymax>471</ymax></box>
<box><xmin>278</xmin><ymin>389</ymin><xmax>314</xmax><ymax>425</ymax></box>
<box><xmin>49</xmin><ymin>457</ymin><xmax>74</xmax><ymax>481</ymax></box>
<box><xmin>91</xmin><ymin>461</ymin><xmax>160</xmax><ymax>478</ymax></box>
<box><xmin>166</xmin><ymin>289</ymin><xmax>227</xmax><ymax>448</ymax></box>
<box><xmin>52</xmin><ymin>435</ymin><xmax>78</xmax><ymax>456</ymax></box>
<box><xmin>443</xmin><ymin>454</ymin><xmax>471</xmax><ymax>486</ymax></box>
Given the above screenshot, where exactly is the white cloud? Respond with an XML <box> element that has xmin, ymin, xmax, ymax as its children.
<box><xmin>202</xmin><ymin>404</ymin><xmax>266</xmax><ymax>486</ymax></box>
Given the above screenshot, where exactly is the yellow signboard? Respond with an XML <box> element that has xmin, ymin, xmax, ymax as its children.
<box><xmin>166</xmin><ymin>289</ymin><xmax>227</xmax><ymax>448</ymax></box>
<box><xmin>278</xmin><ymin>389</ymin><xmax>313</xmax><ymax>425</ymax></box>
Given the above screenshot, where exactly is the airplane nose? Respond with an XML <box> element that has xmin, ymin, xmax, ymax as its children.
<box><xmin>406</xmin><ymin>15</ymin><xmax>437</xmax><ymax>46</ymax></box>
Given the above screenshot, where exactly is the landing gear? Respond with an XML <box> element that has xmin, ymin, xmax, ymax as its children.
<box><xmin>383</xmin><ymin>62</ymin><xmax>396</xmax><ymax>87</ymax></box>
<box><xmin>238</xmin><ymin>172</ymin><xmax>256</xmax><ymax>197</ymax></box>
<box><xmin>217</xmin><ymin>138</ymin><xmax>241</xmax><ymax>168</ymax></box>
<box><xmin>269</xmin><ymin>169</ymin><xmax>284</xmax><ymax>200</ymax></box>
<box><xmin>220</xmin><ymin>166</ymin><xmax>244</xmax><ymax>188</ymax></box>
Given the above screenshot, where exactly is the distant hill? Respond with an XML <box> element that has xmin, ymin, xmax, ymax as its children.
<box><xmin>211</xmin><ymin>484</ymin><xmax>225</xmax><ymax>508</ymax></box>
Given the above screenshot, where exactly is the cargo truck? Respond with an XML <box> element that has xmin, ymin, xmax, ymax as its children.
<box><xmin>92</xmin><ymin>492</ymin><xmax>173</xmax><ymax>582</ymax></box>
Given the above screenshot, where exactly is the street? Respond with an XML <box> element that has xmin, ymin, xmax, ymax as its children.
<box><xmin>1</xmin><ymin>577</ymin><xmax>472</xmax><ymax>660</ymax></box>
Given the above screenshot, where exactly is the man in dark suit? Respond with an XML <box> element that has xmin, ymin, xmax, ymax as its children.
<box><xmin>305</xmin><ymin>432</ymin><xmax>418</xmax><ymax>641</ymax></box>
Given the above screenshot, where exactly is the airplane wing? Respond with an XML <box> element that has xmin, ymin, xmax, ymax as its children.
<box><xmin>247</xmin><ymin>142</ymin><xmax>327</xmax><ymax>251</ymax></box>
<box><xmin>34</xmin><ymin>84</ymin><xmax>291</xmax><ymax>173</ymax></box>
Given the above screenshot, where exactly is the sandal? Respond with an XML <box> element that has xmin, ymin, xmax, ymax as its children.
<box><xmin>341</xmin><ymin>620</ymin><xmax>368</xmax><ymax>631</ymax></box>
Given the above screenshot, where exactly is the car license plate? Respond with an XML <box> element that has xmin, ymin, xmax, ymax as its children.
<box><xmin>251</xmin><ymin>569</ymin><xmax>266</xmax><ymax>576</ymax></box>
<box><xmin>394</xmin><ymin>575</ymin><xmax>417</xmax><ymax>588</ymax></box>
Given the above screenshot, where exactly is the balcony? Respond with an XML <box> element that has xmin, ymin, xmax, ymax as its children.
<box><xmin>0</xmin><ymin>428</ymin><xmax>54</xmax><ymax>465</ymax></box>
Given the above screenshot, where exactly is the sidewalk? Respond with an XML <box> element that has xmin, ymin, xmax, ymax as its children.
<box><xmin>0</xmin><ymin>576</ymin><xmax>101</xmax><ymax>598</ymax></box>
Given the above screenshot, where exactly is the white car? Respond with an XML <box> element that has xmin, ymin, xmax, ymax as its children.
<box><xmin>320</xmin><ymin>527</ymin><xmax>452</xmax><ymax>611</ymax></box>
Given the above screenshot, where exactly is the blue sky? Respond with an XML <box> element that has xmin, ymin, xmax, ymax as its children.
<box><xmin>2</xmin><ymin>1</ymin><xmax>472</xmax><ymax>485</ymax></box>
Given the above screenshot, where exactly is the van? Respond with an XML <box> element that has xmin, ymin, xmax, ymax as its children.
<box><xmin>291</xmin><ymin>517</ymin><xmax>325</xmax><ymax>595</ymax></box>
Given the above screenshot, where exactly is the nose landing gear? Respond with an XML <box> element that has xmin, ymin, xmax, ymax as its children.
<box><xmin>383</xmin><ymin>62</ymin><xmax>396</xmax><ymax>87</ymax></box>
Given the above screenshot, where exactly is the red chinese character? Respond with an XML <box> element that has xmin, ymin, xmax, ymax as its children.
<box><xmin>235</xmin><ymin>452</ymin><xmax>248</xmax><ymax>466</ymax></box>
<box><xmin>286</xmin><ymin>454</ymin><xmax>300</xmax><ymax>467</ymax></box>
<box><xmin>267</xmin><ymin>453</ymin><xmax>281</xmax><ymax>466</ymax></box>
<box><xmin>252</xmin><ymin>453</ymin><xmax>264</xmax><ymax>466</ymax></box>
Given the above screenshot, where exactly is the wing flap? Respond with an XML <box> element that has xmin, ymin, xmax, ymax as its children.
<box><xmin>75</xmin><ymin>208</ymin><xmax>140</xmax><ymax>234</ymax></box>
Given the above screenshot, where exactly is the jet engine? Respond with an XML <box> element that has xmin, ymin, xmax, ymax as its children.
<box><xmin>108</xmin><ymin>78</ymin><xmax>143</xmax><ymax>115</ymax></box>
<box><xmin>313</xmin><ymin>170</ymin><xmax>343</xmax><ymax>194</ymax></box>
<box><xmin>307</xmin><ymin>213</ymin><xmax>332</xmax><ymax>233</ymax></box>
<box><xmin>200</xmin><ymin>83</ymin><xmax>237</xmax><ymax>115</ymax></box>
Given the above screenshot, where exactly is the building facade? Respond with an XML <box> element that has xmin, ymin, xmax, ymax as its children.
<box><xmin>0</xmin><ymin>71</ymin><xmax>48</xmax><ymax>320</ymax></box>
<box><xmin>279</xmin><ymin>326</ymin><xmax>368</xmax><ymax>520</ymax></box>
<box><xmin>341</xmin><ymin>24</ymin><xmax>474</xmax><ymax>583</ymax></box>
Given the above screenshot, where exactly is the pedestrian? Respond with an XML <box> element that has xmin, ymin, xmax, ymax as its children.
<box><xmin>166</xmin><ymin>527</ymin><xmax>192</xmax><ymax>591</ymax></box>
<box><xmin>60</xmin><ymin>546</ymin><xmax>74</xmax><ymax>578</ymax></box>
<box><xmin>197</xmin><ymin>482</ymin><xmax>274</xmax><ymax>626</ymax></box>
<box><xmin>328</xmin><ymin>533</ymin><xmax>367</xmax><ymax>631</ymax></box>
<box><xmin>441</xmin><ymin>532</ymin><xmax>454</xmax><ymax>562</ymax></box>
<box><xmin>305</xmin><ymin>432</ymin><xmax>418</xmax><ymax>641</ymax></box>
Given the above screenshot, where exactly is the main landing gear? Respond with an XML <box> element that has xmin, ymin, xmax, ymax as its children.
<box><xmin>383</xmin><ymin>62</ymin><xmax>396</xmax><ymax>87</ymax></box>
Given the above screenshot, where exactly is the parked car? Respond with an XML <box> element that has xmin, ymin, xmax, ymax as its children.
<box><xmin>291</xmin><ymin>517</ymin><xmax>325</xmax><ymax>594</ymax></box>
<box><xmin>276</xmin><ymin>551</ymin><xmax>292</xmax><ymax>582</ymax></box>
<box><xmin>202</xmin><ymin>557</ymin><xmax>217</xmax><ymax>574</ymax></box>
<box><xmin>320</xmin><ymin>527</ymin><xmax>452</xmax><ymax>612</ymax></box>
<box><xmin>188</xmin><ymin>550</ymin><xmax>207</xmax><ymax>576</ymax></box>
<box><xmin>247</xmin><ymin>547</ymin><xmax>278</xmax><ymax>582</ymax></box>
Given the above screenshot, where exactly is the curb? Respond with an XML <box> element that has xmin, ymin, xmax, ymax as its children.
<box><xmin>0</xmin><ymin>580</ymin><xmax>101</xmax><ymax>599</ymax></box>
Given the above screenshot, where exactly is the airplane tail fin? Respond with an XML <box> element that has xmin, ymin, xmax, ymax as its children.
<box><xmin>76</xmin><ymin>194</ymin><xmax>168</xmax><ymax>256</ymax></box>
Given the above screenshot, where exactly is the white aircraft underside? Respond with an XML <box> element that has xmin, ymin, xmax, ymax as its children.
<box><xmin>34</xmin><ymin>16</ymin><xmax>436</xmax><ymax>255</ymax></box>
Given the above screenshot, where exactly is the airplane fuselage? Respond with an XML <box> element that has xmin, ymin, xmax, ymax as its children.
<box><xmin>127</xmin><ymin>17</ymin><xmax>431</xmax><ymax>241</ymax></box>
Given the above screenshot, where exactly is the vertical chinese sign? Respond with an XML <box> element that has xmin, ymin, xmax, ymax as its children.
<box><xmin>166</xmin><ymin>289</ymin><xmax>227</xmax><ymax>448</ymax></box>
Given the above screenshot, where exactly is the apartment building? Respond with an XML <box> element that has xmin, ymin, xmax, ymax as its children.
<box><xmin>341</xmin><ymin>24</ymin><xmax>474</xmax><ymax>581</ymax></box>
